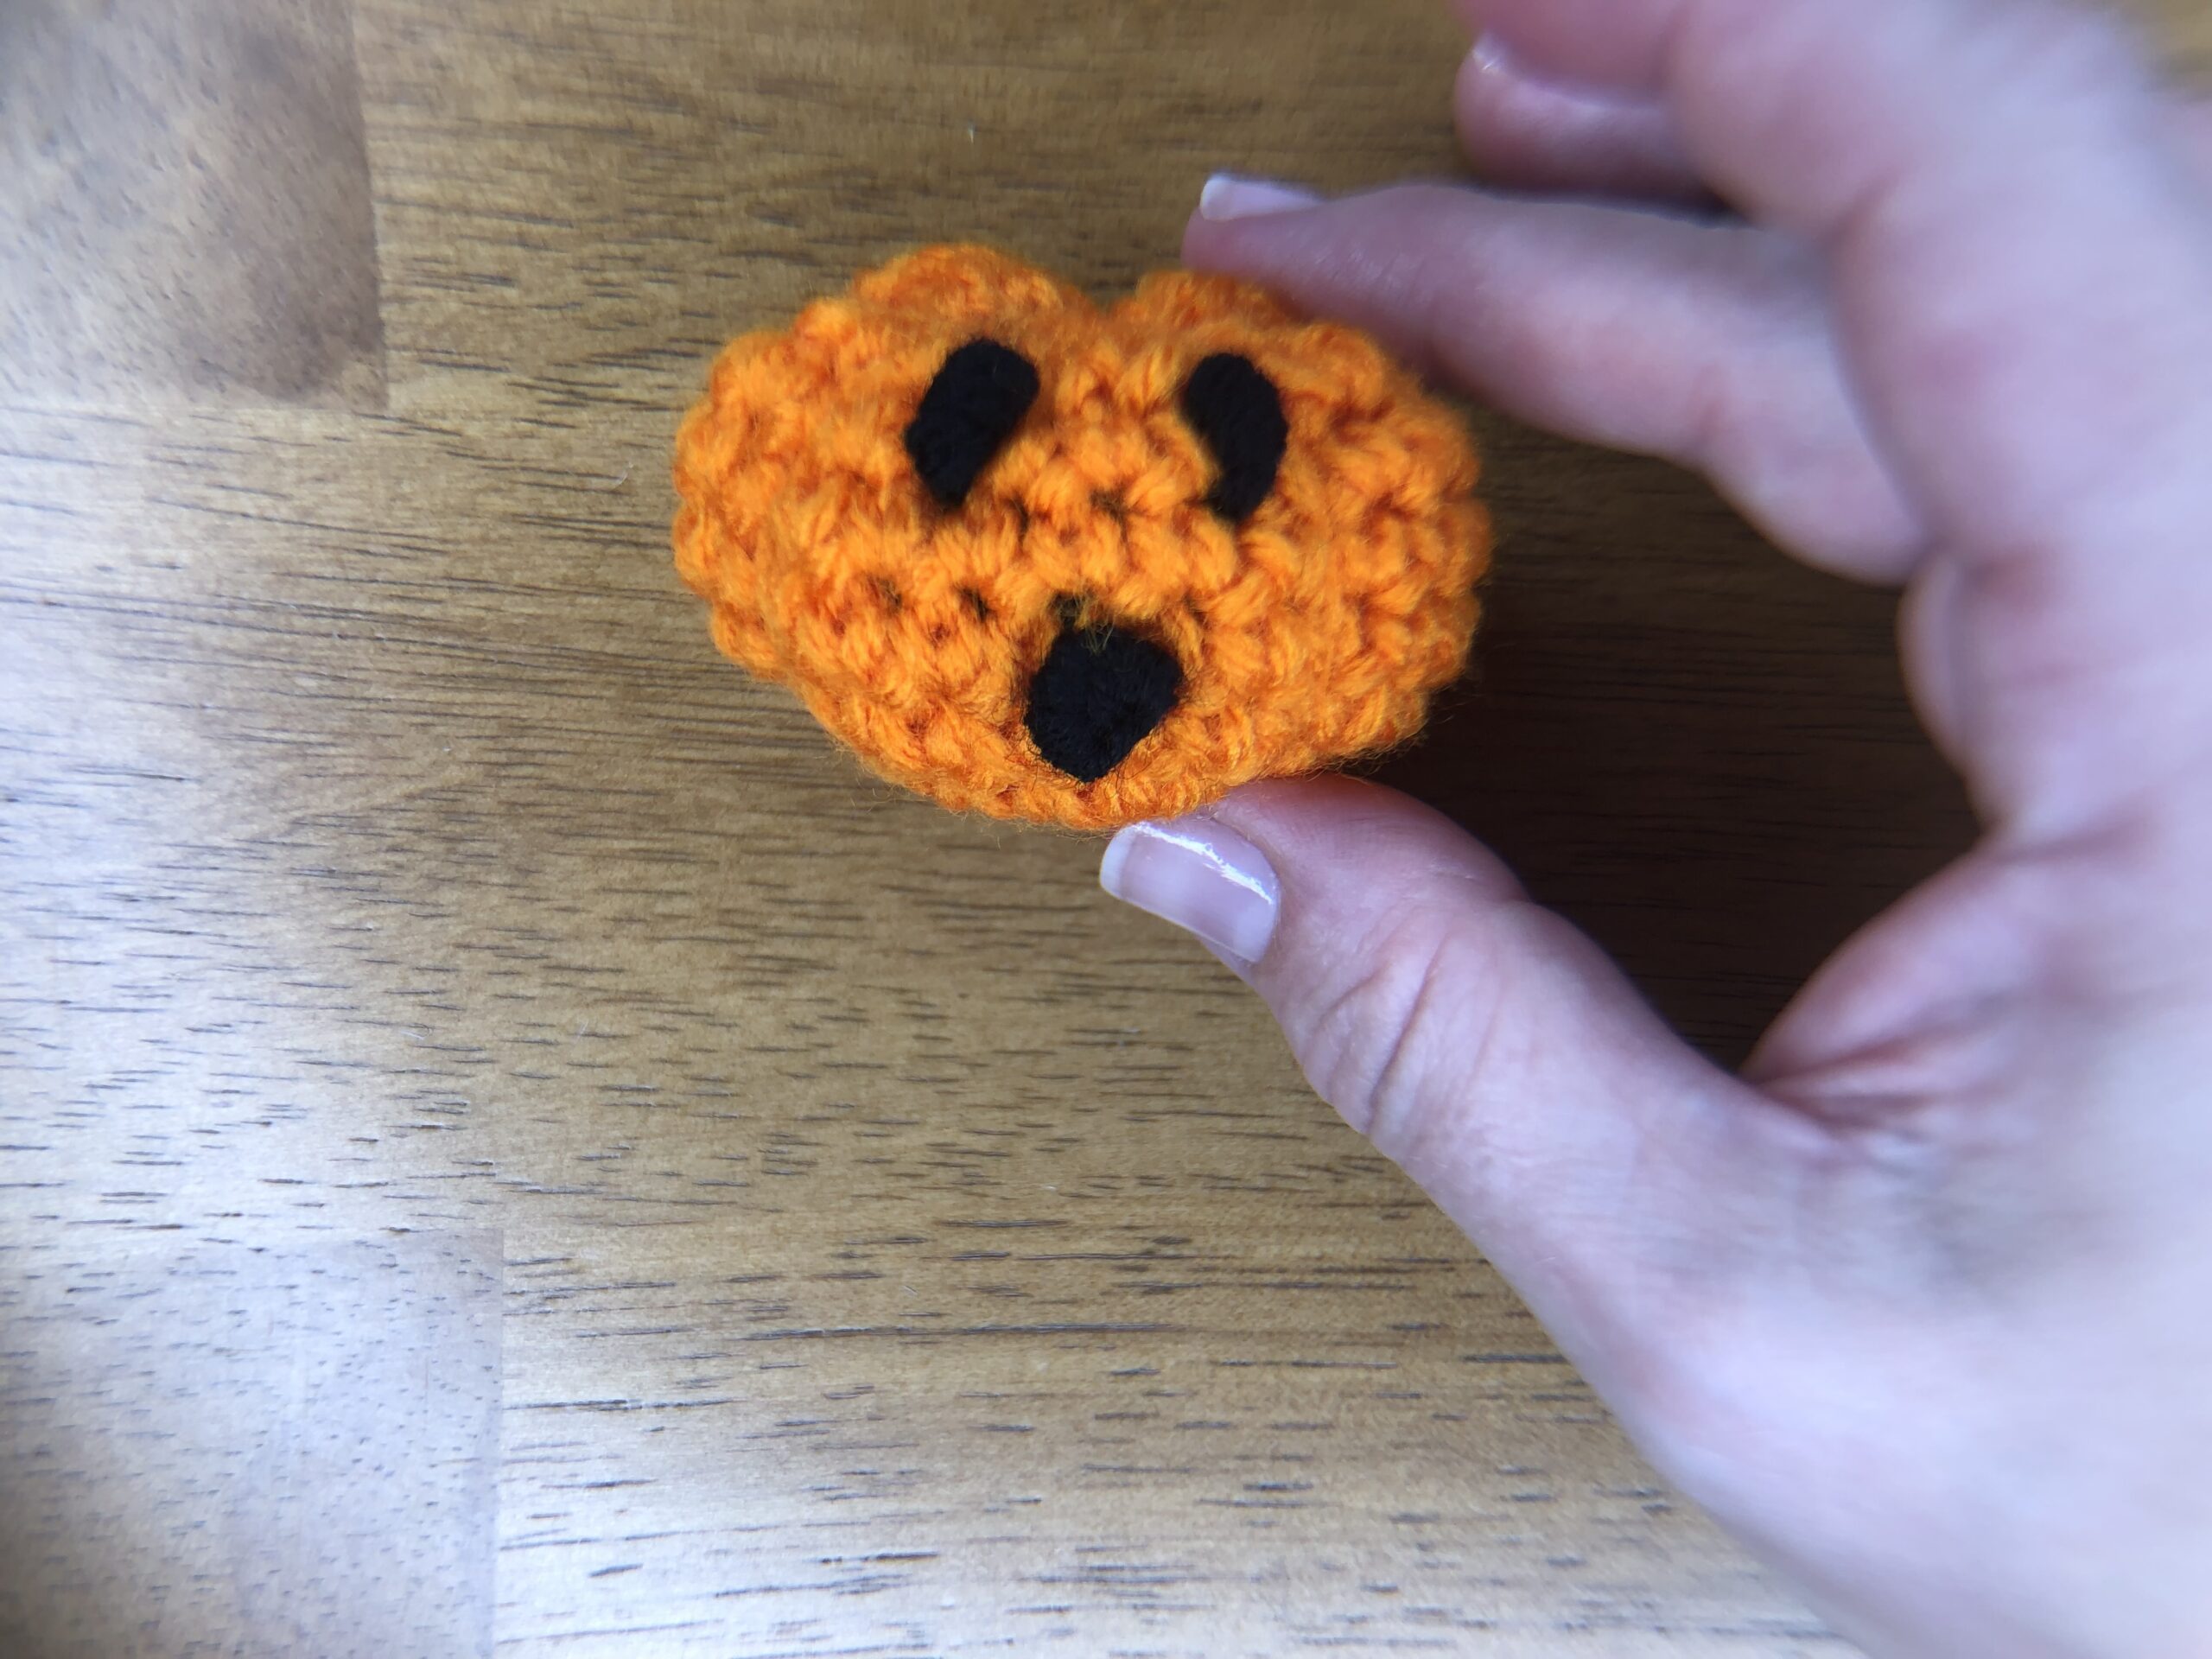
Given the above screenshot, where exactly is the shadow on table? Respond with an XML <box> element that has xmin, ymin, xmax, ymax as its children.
<box><xmin>1369</xmin><ymin>419</ymin><xmax>1974</xmax><ymax>1066</ymax></box>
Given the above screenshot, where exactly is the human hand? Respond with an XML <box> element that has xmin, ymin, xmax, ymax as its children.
<box><xmin>1100</xmin><ymin>2</ymin><xmax>2212</xmax><ymax>1653</ymax></box>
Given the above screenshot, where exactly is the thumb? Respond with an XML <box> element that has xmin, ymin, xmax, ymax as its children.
<box><xmin>1102</xmin><ymin>776</ymin><xmax>1796</xmax><ymax>1397</ymax></box>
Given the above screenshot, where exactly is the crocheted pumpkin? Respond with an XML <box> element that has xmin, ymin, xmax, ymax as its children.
<box><xmin>672</xmin><ymin>245</ymin><xmax>1490</xmax><ymax>831</ymax></box>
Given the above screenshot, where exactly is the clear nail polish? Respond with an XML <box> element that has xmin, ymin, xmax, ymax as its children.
<box><xmin>1100</xmin><ymin>817</ymin><xmax>1281</xmax><ymax>963</ymax></box>
<box><xmin>1468</xmin><ymin>31</ymin><xmax>1522</xmax><ymax>77</ymax></box>
<box><xmin>1198</xmin><ymin>174</ymin><xmax>1323</xmax><ymax>222</ymax></box>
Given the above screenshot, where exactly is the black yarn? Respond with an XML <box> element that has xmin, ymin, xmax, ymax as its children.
<box><xmin>1024</xmin><ymin>623</ymin><xmax>1184</xmax><ymax>784</ymax></box>
<box><xmin>904</xmin><ymin>338</ymin><xmax>1040</xmax><ymax>507</ymax></box>
<box><xmin>1179</xmin><ymin>352</ymin><xmax>1287</xmax><ymax>521</ymax></box>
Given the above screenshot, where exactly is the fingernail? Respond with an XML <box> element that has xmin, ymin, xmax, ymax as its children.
<box><xmin>1468</xmin><ymin>31</ymin><xmax>1522</xmax><ymax>77</ymax></box>
<box><xmin>1198</xmin><ymin>174</ymin><xmax>1322</xmax><ymax>221</ymax></box>
<box><xmin>1101</xmin><ymin>817</ymin><xmax>1281</xmax><ymax>963</ymax></box>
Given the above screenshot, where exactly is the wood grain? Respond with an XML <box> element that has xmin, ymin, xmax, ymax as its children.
<box><xmin>0</xmin><ymin>0</ymin><xmax>385</xmax><ymax>407</ymax></box>
<box><xmin>2</xmin><ymin>2</ymin><xmax>2202</xmax><ymax>1655</ymax></box>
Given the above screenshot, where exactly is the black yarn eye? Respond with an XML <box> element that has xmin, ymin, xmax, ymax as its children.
<box><xmin>1179</xmin><ymin>352</ymin><xmax>1287</xmax><ymax>522</ymax></box>
<box><xmin>904</xmin><ymin>338</ymin><xmax>1040</xmax><ymax>507</ymax></box>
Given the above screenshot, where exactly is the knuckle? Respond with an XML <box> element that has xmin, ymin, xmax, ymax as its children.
<box><xmin>1291</xmin><ymin>902</ymin><xmax>1505</xmax><ymax>1162</ymax></box>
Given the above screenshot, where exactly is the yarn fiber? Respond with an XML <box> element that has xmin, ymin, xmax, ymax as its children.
<box><xmin>671</xmin><ymin>245</ymin><xmax>1491</xmax><ymax>831</ymax></box>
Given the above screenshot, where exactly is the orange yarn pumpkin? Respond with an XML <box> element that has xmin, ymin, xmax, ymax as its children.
<box><xmin>672</xmin><ymin>245</ymin><xmax>1491</xmax><ymax>831</ymax></box>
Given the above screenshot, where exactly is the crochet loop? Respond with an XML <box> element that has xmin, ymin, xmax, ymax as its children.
<box><xmin>672</xmin><ymin>245</ymin><xmax>1491</xmax><ymax>830</ymax></box>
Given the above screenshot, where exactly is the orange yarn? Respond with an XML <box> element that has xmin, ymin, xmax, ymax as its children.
<box><xmin>671</xmin><ymin>245</ymin><xmax>1491</xmax><ymax>831</ymax></box>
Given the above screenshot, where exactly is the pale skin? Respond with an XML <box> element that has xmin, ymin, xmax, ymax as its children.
<box><xmin>1101</xmin><ymin>0</ymin><xmax>2212</xmax><ymax>1652</ymax></box>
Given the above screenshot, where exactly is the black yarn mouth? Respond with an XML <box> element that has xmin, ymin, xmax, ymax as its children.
<box><xmin>1023</xmin><ymin>617</ymin><xmax>1184</xmax><ymax>785</ymax></box>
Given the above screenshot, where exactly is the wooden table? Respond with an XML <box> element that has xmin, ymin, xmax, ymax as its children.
<box><xmin>4</xmin><ymin>3</ymin><xmax>2203</xmax><ymax>1654</ymax></box>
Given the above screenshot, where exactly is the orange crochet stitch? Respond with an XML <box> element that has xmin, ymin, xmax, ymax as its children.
<box><xmin>672</xmin><ymin>245</ymin><xmax>1491</xmax><ymax>831</ymax></box>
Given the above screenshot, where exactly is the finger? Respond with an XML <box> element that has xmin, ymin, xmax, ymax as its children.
<box><xmin>1457</xmin><ymin>0</ymin><xmax>2212</xmax><ymax>846</ymax></box>
<box><xmin>1453</xmin><ymin>0</ymin><xmax>2212</xmax><ymax>539</ymax></box>
<box><xmin>1185</xmin><ymin>181</ymin><xmax>1924</xmax><ymax>580</ymax></box>
<box><xmin>1455</xmin><ymin>34</ymin><xmax>1711</xmax><ymax>203</ymax></box>
<box><xmin>1099</xmin><ymin>779</ymin><xmax>1811</xmax><ymax>1411</ymax></box>
<box><xmin>1457</xmin><ymin>31</ymin><xmax>2212</xmax><ymax>211</ymax></box>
